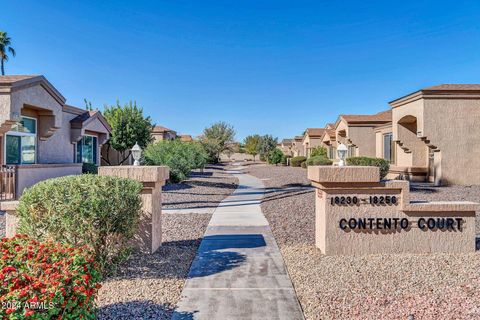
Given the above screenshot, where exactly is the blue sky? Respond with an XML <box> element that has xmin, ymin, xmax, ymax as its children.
<box><xmin>3</xmin><ymin>1</ymin><xmax>480</xmax><ymax>140</ymax></box>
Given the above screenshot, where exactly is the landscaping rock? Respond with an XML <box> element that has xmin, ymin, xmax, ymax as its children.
<box><xmin>162</xmin><ymin>165</ymin><xmax>238</xmax><ymax>214</ymax></box>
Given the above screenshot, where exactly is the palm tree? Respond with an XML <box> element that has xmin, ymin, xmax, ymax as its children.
<box><xmin>0</xmin><ymin>31</ymin><xmax>15</xmax><ymax>76</ymax></box>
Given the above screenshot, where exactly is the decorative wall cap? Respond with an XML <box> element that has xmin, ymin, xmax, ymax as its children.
<box><xmin>308</xmin><ymin>166</ymin><xmax>380</xmax><ymax>184</ymax></box>
<box><xmin>98</xmin><ymin>166</ymin><xmax>170</xmax><ymax>184</ymax></box>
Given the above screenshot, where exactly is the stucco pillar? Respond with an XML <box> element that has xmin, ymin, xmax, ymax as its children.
<box><xmin>0</xmin><ymin>200</ymin><xmax>20</xmax><ymax>238</ymax></box>
<box><xmin>98</xmin><ymin>166</ymin><xmax>169</xmax><ymax>254</ymax></box>
<box><xmin>308</xmin><ymin>166</ymin><xmax>478</xmax><ymax>255</ymax></box>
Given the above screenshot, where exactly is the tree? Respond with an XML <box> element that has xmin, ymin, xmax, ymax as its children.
<box><xmin>258</xmin><ymin>134</ymin><xmax>278</xmax><ymax>161</ymax></box>
<box><xmin>244</xmin><ymin>135</ymin><xmax>261</xmax><ymax>161</ymax></box>
<box><xmin>310</xmin><ymin>146</ymin><xmax>327</xmax><ymax>158</ymax></box>
<box><xmin>268</xmin><ymin>148</ymin><xmax>284</xmax><ymax>166</ymax></box>
<box><xmin>199</xmin><ymin>122</ymin><xmax>235</xmax><ymax>163</ymax></box>
<box><xmin>102</xmin><ymin>101</ymin><xmax>153</xmax><ymax>165</ymax></box>
<box><xmin>0</xmin><ymin>31</ymin><xmax>16</xmax><ymax>76</ymax></box>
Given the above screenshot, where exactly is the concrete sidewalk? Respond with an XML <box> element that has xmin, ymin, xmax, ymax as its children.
<box><xmin>172</xmin><ymin>166</ymin><xmax>304</xmax><ymax>320</ymax></box>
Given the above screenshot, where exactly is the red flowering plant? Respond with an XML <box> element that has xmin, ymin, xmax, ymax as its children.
<box><xmin>0</xmin><ymin>234</ymin><xmax>102</xmax><ymax>319</ymax></box>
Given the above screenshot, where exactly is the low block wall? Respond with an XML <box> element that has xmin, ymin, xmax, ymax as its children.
<box><xmin>308</xmin><ymin>166</ymin><xmax>478</xmax><ymax>255</ymax></box>
<box><xmin>16</xmin><ymin>163</ymin><xmax>83</xmax><ymax>197</ymax></box>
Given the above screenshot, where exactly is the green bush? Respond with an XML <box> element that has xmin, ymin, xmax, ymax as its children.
<box><xmin>310</xmin><ymin>146</ymin><xmax>328</xmax><ymax>158</ymax></box>
<box><xmin>144</xmin><ymin>140</ymin><xmax>208</xmax><ymax>183</ymax></box>
<box><xmin>16</xmin><ymin>175</ymin><xmax>143</xmax><ymax>275</ymax></box>
<box><xmin>306</xmin><ymin>156</ymin><xmax>333</xmax><ymax>166</ymax></box>
<box><xmin>0</xmin><ymin>235</ymin><xmax>102</xmax><ymax>319</ymax></box>
<box><xmin>267</xmin><ymin>148</ymin><xmax>284</xmax><ymax>165</ymax></box>
<box><xmin>82</xmin><ymin>162</ymin><xmax>98</xmax><ymax>174</ymax></box>
<box><xmin>300</xmin><ymin>161</ymin><xmax>307</xmax><ymax>168</ymax></box>
<box><xmin>291</xmin><ymin>156</ymin><xmax>307</xmax><ymax>167</ymax></box>
<box><xmin>346</xmin><ymin>156</ymin><xmax>390</xmax><ymax>179</ymax></box>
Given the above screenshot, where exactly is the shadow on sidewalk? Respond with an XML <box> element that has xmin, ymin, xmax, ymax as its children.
<box><xmin>97</xmin><ymin>300</ymin><xmax>196</xmax><ymax>320</ymax></box>
<box><xmin>188</xmin><ymin>234</ymin><xmax>266</xmax><ymax>278</ymax></box>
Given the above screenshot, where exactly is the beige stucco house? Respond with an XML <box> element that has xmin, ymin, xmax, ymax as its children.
<box><xmin>152</xmin><ymin>125</ymin><xmax>177</xmax><ymax>141</ymax></box>
<box><xmin>278</xmin><ymin>138</ymin><xmax>293</xmax><ymax>156</ymax></box>
<box><xmin>179</xmin><ymin>134</ymin><xmax>193</xmax><ymax>142</ymax></box>
<box><xmin>292</xmin><ymin>136</ymin><xmax>304</xmax><ymax>157</ymax></box>
<box><xmin>302</xmin><ymin>128</ymin><xmax>326</xmax><ymax>158</ymax></box>
<box><xmin>334</xmin><ymin>110</ymin><xmax>391</xmax><ymax>159</ymax></box>
<box><xmin>386</xmin><ymin>84</ymin><xmax>480</xmax><ymax>185</ymax></box>
<box><xmin>0</xmin><ymin>75</ymin><xmax>111</xmax><ymax>198</ymax></box>
<box><xmin>320</xmin><ymin>123</ymin><xmax>337</xmax><ymax>160</ymax></box>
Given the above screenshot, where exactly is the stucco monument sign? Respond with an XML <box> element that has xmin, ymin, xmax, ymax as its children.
<box><xmin>307</xmin><ymin>166</ymin><xmax>479</xmax><ymax>255</ymax></box>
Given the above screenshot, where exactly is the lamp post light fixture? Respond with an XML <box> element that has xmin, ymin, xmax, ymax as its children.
<box><xmin>337</xmin><ymin>143</ymin><xmax>348</xmax><ymax>167</ymax></box>
<box><xmin>131</xmin><ymin>142</ymin><xmax>142</xmax><ymax>166</ymax></box>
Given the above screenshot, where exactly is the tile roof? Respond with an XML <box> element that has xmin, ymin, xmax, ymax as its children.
<box><xmin>305</xmin><ymin>128</ymin><xmax>325</xmax><ymax>137</ymax></box>
<box><xmin>0</xmin><ymin>75</ymin><xmax>66</xmax><ymax>104</ymax></box>
<box><xmin>70</xmin><ymin>110</ymin><xmax>112</xmax><ymax>132</ymax></box>
<box><xmin>179</xmin><ymin>134</ymin><xmax>193</xmax><ymax>142</ymax></box>
<box><xmin>390</xmin><ymin>83</ymin><xmax>480</xmax><ymax>106</ymax></box>
<box><xmin>423</xmin><ymin>84</ymin><xmax>480</xmax><ymax>91</ymax></box>
<box><xmin>341</xmin><ymin>110</ymin><xmax>391</xmax><ymax>124</ymax></box>
<box><xmin>326</xmin><ymin>129</ymin><xmax>336</xmax><ymax>138</ymax></box>
<box><xmin>281</xmin><ymin>138</ymin><xmax>293</xmax><ymax>144</ymax></box>
<box><xmin>152</xmin><ymin>125</ymin><xmax>175</xmax><ymax>133</ymax></box>
<box><xmin>294</xmin><ymin>135</ymin><xmax>303</xmax><ymax>141</ymax></box>
<box><xmin>0</xmin><ymin>75</ymin><xmax>39</xmax><ymax>84</ymax></box>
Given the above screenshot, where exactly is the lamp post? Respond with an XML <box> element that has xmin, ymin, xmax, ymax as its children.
<box><xmin>337</xmin><ymin>143</ymin><xmax>348</xmax><ymax>167</ymax></box>
<box><xmin>131</xmin><ymin>143</ymin><xmax>142</xmax><ymax>166</ymax></box>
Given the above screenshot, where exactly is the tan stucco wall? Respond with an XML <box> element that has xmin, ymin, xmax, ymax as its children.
<box><xmin>38</xmin><ymin>111</ymin><xmax>76</xmax><ymax>163</ymax></box>
<box><xmin>374</xmin><ymin>125</ymin><xmax>392</xmax><ymax>159</ymax></box>
<box><xmin>347</xmin><ymin>126</ymin><xmax>377</xmax><ymax>157</ymax></box>
<box><xmin>335</xmin><ymin>119</ymin><xmax>377</xmax><ymax>158</ymax></box>
<box><xmin>392</xmin><ymin>96</ymin><xmax>480</xmax><ymax>185</ymax></box>
<box><xmin>303</xmin><ymin>136</ymin><xmax>323</xmax><ymax>157</ymax></box>
<box><xmin>16</xmin><ymin>164</ymin><xmax>82</xmax><ymax>196</ymax></box>
<box><xmin>423</xmin><ymin>98</ymin><xmax>480</xmax><ymax>185</ymax></box>
<box><xmin>219</xmin><ymin>152</ymin><xmax>255</xmax><ymax>162</ymax></box>
<box><xmin>10</xmin><ymin>85</ymin><xmax>63</xmax><ymax>130</ymax></box>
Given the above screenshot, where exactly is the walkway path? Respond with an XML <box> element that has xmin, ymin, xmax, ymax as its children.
<box><xmin>172</xmin><ymin>165</ymin><xmax>304</xmax><ymax>320</ymax></box>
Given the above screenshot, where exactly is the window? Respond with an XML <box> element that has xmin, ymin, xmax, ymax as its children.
<box><xmin>76</xmin><ymin>136</ymin><xmax>98</xmax><ymax>164</ymax></box>
<box><xmin>328</xmin><ymin>146</ymin><xmax>336</xmax><ymax>159</ymax></box>
<box><xmin>383</xmin><ymin>133</ymin><xmax>394</xmax><ymax>163</ymax></box>
<box><xmin>5</xmin><ymin>117</ymin><xmax>37</xmax><ymax>165</ymax></box>
<box><xmin>347</xmin><ymin>145</ymin><xmax>356</xmax><ymax>158</ymax></box>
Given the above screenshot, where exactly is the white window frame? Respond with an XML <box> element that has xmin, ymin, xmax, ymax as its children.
<box><xmin>383</xmin><ymin>132</ymin><xmax>393</xmax><ymax>163</ymax></box>
<box><xmin>4</xmin><ymin>116</ymin><xmax>37</xmax><ymax>165</ymax></box>
<box><xmin>76</xmin><ymin>134</ymin><xmax>98</xmax><ymax>164</ymax></box>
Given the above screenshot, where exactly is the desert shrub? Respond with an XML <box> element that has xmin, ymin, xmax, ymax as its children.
<box><xmin>291</xmin><ymin>156</ymin><xmax>307</xmax><ymax>167</ymax></box>
<box><xmin>306</xmin><ymin>156</ymin><xmax>333</xmax><ymax>166</ymax></box>
<box><xmin>310</xmin><ymin>146</ymin><xmax>328</xmax><ymax>158</ymax></box>
<box><xmin>82</xmin><ymin>163</ymin><xmax>98</xmax><ymax>174</ymax></box>
<box><xmin>267</xmin><ymin>148</ymin><xmax>284</xmax><ymax>165</ymax></box>
<box><xmin>0</xmin><ymin>235</ymin><xmax>102</xmax><ymax>319</ymax></box>
<box><xmin>16</xmin><ymin>175</ymin><xmax>142</xmax><ymax>275</ymax></box>
<box><xmin>144</xmin><ymin>140</ymin><xmax>207</xmax><ymax>183</ymax></box>
<box><xmin>346</xmin><ymin>156</ymin><xmax>390</xmax><ymax>179</ymax></box>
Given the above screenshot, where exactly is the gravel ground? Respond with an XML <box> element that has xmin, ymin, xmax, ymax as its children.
<box><xmin>96</xmin><ymin>165</ymin><xmax>237</xmax><ymax>319</ymax></box>
<box><xmin>162</xmin><ymin>165</ymin><xmax>238</xmax><ymax>213</ymax></box>
<box><xmin>246</xmin><ymin>164</ymin><xmax>480</xmax><ymax>320</ymax></box>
